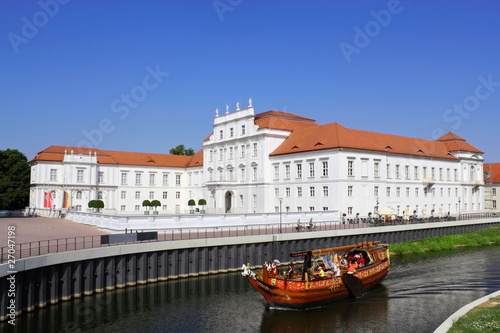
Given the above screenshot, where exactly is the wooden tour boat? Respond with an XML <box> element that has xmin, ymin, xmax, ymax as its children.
<box><xmin>242</xmin><ymin>241</ymin><xmax>390</xmax><ymax>309</ymax></box>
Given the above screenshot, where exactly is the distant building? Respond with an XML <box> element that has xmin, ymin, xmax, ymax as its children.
<box><xmin>29</xmin><ymin>102</ymin><xmax>485</xmax><ymax>217</ymax></box>
<box><xmin>483</xmin><ymin>163</ymin><xmax>500</xmax><ymax>213</ymax></box>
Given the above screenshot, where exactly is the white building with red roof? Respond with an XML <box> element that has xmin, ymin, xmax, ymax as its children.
<box><xmin>29</xmin><ymin>101</ymin><xmax>485</xmax><ymax>218</ymax></box>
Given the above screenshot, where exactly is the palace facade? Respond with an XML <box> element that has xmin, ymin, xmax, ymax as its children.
<box><xmin>29</xmin><ymin>102</ymin><xmax>485</xmax><ymax>217</ymax></box>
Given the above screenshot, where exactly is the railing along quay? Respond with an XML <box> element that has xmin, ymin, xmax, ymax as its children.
<box><xmin>1</xmin><ymin>213</ymin><xmax>497</xmax><ymax>264</ymax></box>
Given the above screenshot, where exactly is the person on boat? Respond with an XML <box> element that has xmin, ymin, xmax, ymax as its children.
<box><xmin>296</xmin><ymin>219</ymin><xmax>301</xmax><ymax>232</ymax></box>
<box><xmin>318</xmin><ymin>266</ymin><xmax>325</xmax><ymax>278</ymax></box>
<box><xmin>347</xmin><ymin>262</ymin><xmax>355</xmax><ymax>274</ymax></box>
<box><xmin>271</xmin><ymin>262</ymin><xmax>279</xmax><ymax>275</ymax></box>
<box><xmin>357</xmin><ymin>254</ymin><xmax>366</xmax><ymax>267</ymax></box>
<box><xmin>288</xmin><ymin>262</ymin><xmax>295</xmax><ymax>278</ymax></box>
<box><xmin>265</xmin><ymin>261</ymin><xmax>272</xmax><ymax>272</ymax></box>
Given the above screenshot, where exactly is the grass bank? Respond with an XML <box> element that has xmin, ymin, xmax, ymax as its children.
<box><xmin>388</xmin><ymin>225</ymin><xmax>500</xmax><ymax>255</ymax></box>
<box><xmin>448</xmin><ymin>303</ymin><xmax>500</xmax><ymax>333</ymax></box>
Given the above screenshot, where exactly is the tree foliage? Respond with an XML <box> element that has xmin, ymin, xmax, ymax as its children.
<box><xmin>188</xmin><ymin>199</ymin><xmax>196</xmax><ymax>206</ymax></box>
<box><xmin>0</xmin><ymin>149</ymin><xmax>30</xmax><ymax>210</ymax></box>
<box><xmin>151</xmin><ymin>200</ymin><xmax>161</xmax><ymax>211</ymax></box>
<box><xmin>169</xmin><ymin>144</ymin><xmax>195</xmax><ymax>156</ymax></box>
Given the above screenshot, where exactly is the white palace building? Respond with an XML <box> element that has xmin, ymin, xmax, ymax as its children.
<box><xmin>29</xmin><ymin>100</ymin><xmax>485</xmax><ymax>219</ymax></box>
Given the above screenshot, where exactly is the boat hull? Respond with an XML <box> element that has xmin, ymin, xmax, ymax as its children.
<box><xmin>247</xmin><ymin>260</ymin><xmax>389</xmax><ymax>309</ymax></box>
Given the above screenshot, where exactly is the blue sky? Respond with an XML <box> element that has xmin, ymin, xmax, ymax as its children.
<box><xmin>1</xmin><ymin>0</ymin><xmax>500</xmax><ymax>162</ymax></box>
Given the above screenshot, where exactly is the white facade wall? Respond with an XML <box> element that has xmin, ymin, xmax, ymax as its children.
<box><xmin>29</xmin><ymin>105</ymin><xmax>485</xmax><ymax>217</ymax></box>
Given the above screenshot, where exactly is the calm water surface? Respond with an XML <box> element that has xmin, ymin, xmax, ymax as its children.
<box><xmin>4</xmin><ymin>246</ymin><xmax>500</xmax><ymax>333</ymax></box>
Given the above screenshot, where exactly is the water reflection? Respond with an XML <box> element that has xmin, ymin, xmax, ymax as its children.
<box><xmin>2</xmin><ymin>246</ymin><xmax>500</xmax><ymax>333</ymax></box>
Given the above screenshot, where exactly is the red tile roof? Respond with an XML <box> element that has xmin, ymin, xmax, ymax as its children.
<box><xmin>270</xmin><ymin>123</ymin><xmax>482</xmax><ymax>159</ymax></box>
<box><xmin>484</xmin><ymin>163</ymin><xmax>500</xmax><ymax>183</ymax></box>
<box><xmin>254</xmin><ymin>111</ymin><xmax>317</xmax><ymax>131</ymax></box>
<box><xmin>31</xmin><ymin>146</ymin><xmax>201</xmax><ymax>168</ymax></box>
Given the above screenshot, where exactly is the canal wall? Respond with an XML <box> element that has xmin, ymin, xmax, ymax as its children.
<box><xmin>1</xmin><ymin>218</ymin><xmax>499</xmax><ymax>322</ymax></box>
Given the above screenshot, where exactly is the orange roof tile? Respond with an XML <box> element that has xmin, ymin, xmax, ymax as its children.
<box><xmin>270</xmin><ymin>123</ymin><xmax>481</xmax><ymax>160</ymax></box>
<box><xmin>484</xmin><ymin>163</ymin><xmax>500</xmax><ymax>183</ymax></box>
<box><xmin>31</xmin><ymin>146</ymin><xmax>200</xmax><ymax>168</ymax></box>
<box><xmin>436</xmin><ymin>132</ymin><xmax>484</xmax><ymax>154</ymax></box>
<box><xmin>254</xmin><ymin>111</ymin><xmax>317</xmax><ymax>131</ymax></box>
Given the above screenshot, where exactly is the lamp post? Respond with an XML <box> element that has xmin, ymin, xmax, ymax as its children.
<box><xmin>458</xmin><ymin>197</ymin><xmax>461</xmax><ymax>220</ymax></box>
<box><xmin>279</xmin><ymin>197</ymin><xmax>283</xmax><ymax>233</ymax></box>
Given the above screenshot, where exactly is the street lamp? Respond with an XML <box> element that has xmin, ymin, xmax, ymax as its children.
<box><xmin>279</xmin><ymin>197</ymin><xmax>283</xmax><ymax>233</ymax></box>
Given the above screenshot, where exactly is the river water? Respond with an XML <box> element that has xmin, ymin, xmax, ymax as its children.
<box><xmin>4</xmin><ymin>246</ymin><xmax>500</xmax><ymax>333</ymax></box>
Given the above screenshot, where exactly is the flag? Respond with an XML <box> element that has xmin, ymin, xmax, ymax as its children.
<box><xmin>63</xmin><ymin>191</ymin><xmax>71</xmax><ymax>209</ymax></box>
<box><xmin>43</xmin><ymin>192</ymin><xmax>54</xmax><ymax>208</ymax></box>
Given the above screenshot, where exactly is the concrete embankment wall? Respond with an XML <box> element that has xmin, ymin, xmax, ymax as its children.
<box><xmin>1</xmin><ymin>218</ymin><xmax>499</xmax><ymax>321</ymax></box>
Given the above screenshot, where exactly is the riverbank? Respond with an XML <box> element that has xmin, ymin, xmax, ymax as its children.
<box><xmin>388</xmin><ymin>225</ymin><xmax>500</xmax><ymax>255</ymax></box>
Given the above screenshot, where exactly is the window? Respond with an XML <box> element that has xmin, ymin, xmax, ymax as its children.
<box><xmin>149</xmin><ymin>173</ymin><xmax>155</xmax><ymax>186</ymax></box>
<box><xmin>135</xmin><ymin>205</ymin><xmax>140</xmax><ymax>211</ymax></box>
<box><xmin>439</xmin><ymin>168</ymin><xmax>443</xmax><ymax>181</ymax></box>
<box><xmin>253</xmin><ymin>194</ymin><xmax>257</xmax><ymax>208</ymax></box>
<box><xmin>219</xmin><ymin>130</ymin><xmax>223</xmax><ymax>139</ymax></box>
<box><xmin>285</xmin><ymin>206</ymin><xmax>290</xmax><ymax>212</ymax></box>
<box><xmin>309</xmin><ymin>162</ymin><xmax>315</xmax><ymax>177</ymax></box>
<box><xmin>253</xmin><ymin>143</ymin><xmax>257</xmax><ymax>156</ymax></box>
<box><xmin>175</xmin><ymin>191</ymin><xmax>180</xmax><ymax>199</ymax></box>
<box><xmin>240</xmin><ymin>168</ymin><xmax>245</xmax><ymax>181</ymax></box>
<box><xmin>431</xmin><ymin>167</ymin><xmax>435</xmax><ymax>179</ymax></box>
<box><xmin>322</xmin><ymin>161</ymin><xmax>328</xmax><ymax>176</ymax></box>
<box><xmin>348</xmin><ymin>207</ymin><xmax>353</xmax><ymax>215</ymax></box>
<box><xmin>348</xmin><ymin>160</ymin><xmax>354</xmax><ymax>176</ymax></box>
<box><xmin>76</xmin><ymin>191</ymin><xmax>82</xmax><ymax>199</ymax></box>
<box><xmin>149</xmin><ymin>191</ymin><xmax>154</xmax><ymax>200</ymax></box>
<box><xmin>297</xmin><ymin>207</ymin><xmax>302</xmax><ymax>212</ymax></box>
<box><xmin>309</xmin><ymin>186</ymin><xmax>315</xmax><ymax>197</ymax></box>
<box><xmin>241</xmin><ymin>125</ymin><xmax>246</xmax><ymax>135</ymax></box>
<box><xmin>396</xmin><ymin>187</ymin><xmax>401</xmax><ymax>197</ymax></box>
<box><xmin>274</xmin><ymin>166</ymin><xmax>279</xmax><ymax>180</ymax></box>
<box><xmin>405</xmin><ymin>166</ymin><xmax>410</xmax><ymax>180</ymax></box>
<box><xmin>323</xmin><ymin>186</ymin><xmax>329</xmax><ymax>197</ymax></box>
<box><xmin>285</xmin><ymin>165</ymin><xmax>290</xmax><ymax>179</ymax></box>
<box><xmin>163</xmin><ymin>191</ymin><xmax>168</xmax><ymax>199</ymax></box>
<box><xmin>296</xmin><ymin>164</ymin><xmax>302</xmax><ymax>178</ymax></box>
<box><xmin>77</xmin><ymin>169</ymin><xmax>84</xmax><ymax>183</ymax></box>
<box><xmin>176</xmin><ymin>174</ymin><xmax>181</xmax><ymax>186</ymax></box>
<box><xmin>386</xmin><ymin>164</ymin><xmax>391</xmax><ymax>179</ymax></box>
<box><xmin>163</xmin><ymin>174</ymin><xmax>168</xmax><ymax>186</ymax></box>
<box><xmin>253</xmin><ymin>167</ymin><xmax>257</xmax><ymax>180</ymax></box>
<box><xmin>121</xmin><ymin>173</ymin><xmax>127</xmax><ymax>185</ymax></box>
<box><xmin>374</xmin><ymin>186</ymin><xmax>379</xmax><ymax>197</ymax></box>
<box><xmin>241</xmin><ymin>145</ymin><xmax>245</xmax><ymax>158</ymax></box>
<box><xmin>406</xmin><ymin>187</ymin><xmax>410</xmax><ymax>197</ymax></box>
<box><xmin>98</xmin><ymin>171</ymin><xmax>104</xmax><ymax>184</ymax></box>
<box><xmin>446</xmin><ymin>168</ymin><xmax>451</xmax><ymax>181</ymax></box>
<box><xmin>414</xmin><ymin>166</ymin><xmax>419</xmax><ymax>180</ymax></box>
<box><xmin>120</xmin><ymin>205</ymin><xmax>126</xmax><ymax>211</ymax></box>
<box><xmin>297</xmin><ymin>187</ymin><xmax>302</xmax><ymax>197</ymax></box>
<box><xmin>229</xmin><ymin>127</ymin><xmax>234</xmax><ymax>137</ymax></box>
<box><xmin>415</xmin><ymin>188</ymin><xmax>419</xmax><ymax>197</ymax></box>
<box><xmin>209</xmin><ymin>150</ymin><xmax>213</xmax><ymax>162</ymax></box>
<box><xmin>75</xmin><ymin>205</ymin><xmax>82</xmax><ymax>211</ymax></box>
<box><xmin>285</xmin><ymin>187</ymin><xmax>291</xmax><ymax>197</ymax></box>
<box><xmin>423</xmin><ymin>167</ymin><xmax>428</xmax><ymax>179</ymax></box>
<box><xmin>229</xmin><ymin>147</ymin><xmax>233</xmax><ymax>159</ymax></box>
<box><xmin>274</xmin><ymin>188</ymin><xmax>279</xmax><ymax>198</ymax></box>
<box><xmin>454</xmin><ymin>169</ymin><xmax>458</xmax><ymax>181</ymax></box>
<box><xmin>135</xmin><ymin>173</ymin><xmax>141</xmax><ymax>185</ymax></box>
<box><xmin>135</xmin><ymin>191</ymin><xmax>140</xmax><ymax>199</ymax></box>
<box><xmin>386</xmin><ymin>187</ymin><xmax>391</xmax><ymax>197</ymax></box>
<box><xmin>493</xmin><ymin>188</ymin><xmax>497</xmax><ymax>196</ymax></box>
<box><xmin>323</xmin><ymin>207</ymin><xmax>329</xmax><ymax>211</ymax></box>
<box><xmin>348</xmin><ymin>186</ymin><xmax>353</xmax><ymax>197</ymax></box>
<box><xmin>121</xmin><ymin>191</ymin><xmax>126</xmax><ymax>199</ymax></box>
<box><xmin>493</xmin><ymin>200</ymin><xmax>497</xmax><ymax>209</ymax></box>
<box><xmin>374</xmin><ymin>162</ymin><xmax>380</xmax><ymax>178</ymax></box>
<box><xmin>309</xmin><ymin>207</ymin><xmax>315</xmax><ymax>211</ymax></box>
<box><xmin>50</xmin><ymin>169</ymin><xmax>57</xmax><ymax>181</ymax></box>
<box><xmin>395</xmin><ymin>165</ymin><xmax>400</xmax><ymax>179</ymax></box>
<box><xmin>219</xmin><ymin>149</ymin><xmax>223</xmax><ymax>161</ymax></box>
<box><xmin>97</xmin><ymin>191</ymin><xmax>103</xmax><ymax>200</ymax></box>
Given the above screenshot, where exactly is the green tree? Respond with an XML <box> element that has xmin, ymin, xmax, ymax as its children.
<box><xmin>0</xmin><ymin>149</ymin><xmax>30</xmax><ymax>210</ymax></box>
<box><xmin>169</xmin><ymin>144</ymin><xmax>195</xmax><ymax>156</ymax></box>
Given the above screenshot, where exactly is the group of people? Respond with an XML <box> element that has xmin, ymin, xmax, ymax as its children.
<box><xmin>296</xmin><ymin>218</ymin><xmax>315</xmax><ymax>232</ymax></box>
